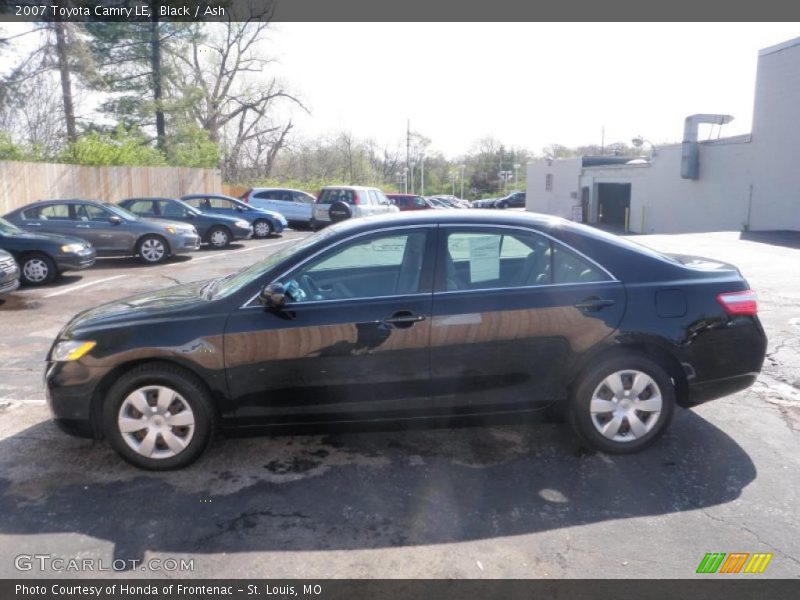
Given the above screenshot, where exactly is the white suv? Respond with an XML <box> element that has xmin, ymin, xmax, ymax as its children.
<box><xmin>311</xmin><ymin>186</ymin><xmax>399</xmax><ymax>229</ymax></box>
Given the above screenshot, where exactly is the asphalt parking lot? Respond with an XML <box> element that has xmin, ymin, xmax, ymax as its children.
<box><xmin>0</xmin><ymin>228</ymin><xmax>798</xmax><ymax>578</ymax></box>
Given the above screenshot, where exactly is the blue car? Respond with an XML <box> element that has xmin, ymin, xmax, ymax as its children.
<box><xmin>180</xmin><ymin>194</ymin><xmax>287</xmax><ymax>239</ymax></box>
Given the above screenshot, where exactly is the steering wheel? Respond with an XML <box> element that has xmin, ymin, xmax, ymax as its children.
<box><xmin>301</xmin><ymin>274</ymin><xmax>324</xmax><ymax>300</ymax></box>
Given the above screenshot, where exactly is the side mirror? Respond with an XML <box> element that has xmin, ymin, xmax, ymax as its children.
<box><xmin>259</xmin><ymin>282</ymin><xmax>286</xmax><ymax>310</ymax></box>
<box><xmin>109</xmin><ymin>215</ymin><xmax>123</xmax><ymax>225</ymax></box>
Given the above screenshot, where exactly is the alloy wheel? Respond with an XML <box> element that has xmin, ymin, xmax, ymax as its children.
<box><xmin>117</xmin><ymin>385</ymin><xmax>195</xmax><ymax>459</ymax></box>
<box><xmin>254</xmin><ymin>221</ymin><xmax>271</xmax><ymax>237</ymax></box>
<box><xmin>589</xmin><ymin>369</ymin><xmax>663</xmax><ymax>442</ymax></box>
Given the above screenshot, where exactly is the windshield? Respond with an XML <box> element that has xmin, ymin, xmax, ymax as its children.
<box><xmin>203</xmin><ymin>228</ymin><xmax>338</xmax><ymax>300</ymax></box>
<box><xmin>0</xmin><ymin>217</ymin><xmax>22</xmax><ymax>235</ymax></box>
<box><xmin>103</xmin><ymin>203</ymin><xmax>138</xmax><ymax>221</ymax></box>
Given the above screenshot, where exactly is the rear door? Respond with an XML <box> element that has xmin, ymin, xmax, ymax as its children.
<box><xmin>20</xmin><ymin>203</ymin><xmax>73</xmax><ymax>237</ymax></box>
<box><xmin>430</xmin><ymin>226</ymin><xmax>626</xmax><ymax>412</ymax></box>
<box><xmin>224</xmin><ymin>227</ymin><xmax>436</xmax><ymax>424</ymax></box>
<box><xmin>291</xmin><ymin>191</ymin><xmax>314</xmax><ymax>222</ymax></box>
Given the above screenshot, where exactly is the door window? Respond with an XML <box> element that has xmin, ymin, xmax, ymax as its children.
<box><xmin>158</xmin><ymin>200</ymin><xmax>188</xmax><ymax>218</ymax></box>
<box><xmin>126</xmin><ymin>200</ymin><xmax>157</xmax><ymax>216</ymax></box>
<box><xmin>443</xmin><ymin>229</ymin><xmax>551</xmax><ymax>291</ymax></box>
<box><xmin>293</xmin><ymin>192</ymin><xmax>315</xmax><ymax>204</ymax></box>
<box><xmin>254</xmin><ymin>191</ymin><xmax>279</xmax><ymax>200</ymax></box>
<box><xmin>25</xmin><ymin>204</ymin><xmax>71</xmax><ymax>220</ymax></box>
<box><xmin>552</xmin><ymin>245</ymin><xmax>608</xmax><ymax>284</ymax></box>
<box><xmin>284</xmin><ymin>231</ymin><xmax>428</xmax><ymax>302</ymax></box>
<box><xmin>74</xmin><ymin>203</ymin><xmax>111</xmax><ymax>222</ymax></box>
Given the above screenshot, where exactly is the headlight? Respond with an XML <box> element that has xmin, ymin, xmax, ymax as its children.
<box><xmin>60</xmin><ymin>243</ymin><xmax>85</xmax><ymax>253</ymax></box>
<box><xmin>51</xmin><ymin>340</ymin><xmax>96</xmax><ymax>362</ymax></box>
<box><xmin>164</xmin><ymin>226</ymin><xmax>177</xmax><ymax>234</ymax></box>
<box><xmin>235</xmin><ymin>220</ymin><xmax>249</xmax><ymax>228</ymax></box>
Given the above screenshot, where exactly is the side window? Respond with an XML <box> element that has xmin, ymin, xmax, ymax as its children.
<box><xmin>286</xmin><ymin>231</ymin><xmax>428</xmax><ymax>302</ymax></box>
<box><xmin>159</xmin><ymin>201</ymin><xmax>186</xmax><ymax>218</ymax></box>
<box><xmin>552</xmin><ymin>245</ymin><xmax>609</xmax><ymax>284</ymax></box>
<box><xmin>182</xmin><ymin>198</ymin><xmax>201</xmax><ymax>209</ymax></box>
<box><xmin>444</xmin><ymin>229</ymin><xmax>551</xmax><ymax>291</ymax></box>
<box><xmin>74</xmin><ymin>204</ymin><xmax>111</xmax><ymax>222</ymax></box>
<box><xmin>255</xmin><ymin>191</ymin><xmax>277</xmax><ymax>200</ymax></box>
<box><xmin>34</xmin><ymin>204</ymin><xmax>71</xmax><ymax>220</ymax></box>
<box><xmin>127</xmin><ymin>200</ymin><xmax>156</xmax><ymax>216</ymax></box>
<box><xmin>367</xmin><ymin>190</ymin><xmax>380</xmax><ymax>205</ymax></box>
<box><xmin>415</xmin><ymin>197</ymin><xmax>427</xmax><ymax>207</ymax></box>
<box><xmin>293</xmin><ymin>192</ymin><xmax>314</xmax><ymax>204</ymax></box>
<box><xmin>209</xmin><ymin>198</ymin><xmax>232</xmax><ymax>209</ymax></box>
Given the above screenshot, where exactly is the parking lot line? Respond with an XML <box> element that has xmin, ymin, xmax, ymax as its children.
<box><xmin>189</xmin><ymin>237</ymin><xmax>302</xmax><ymax>261</ymax></box>
<box><xmin>43</xmin><ymin>274</ymin><xmax>128</xmax><ymax>298</ymax></box>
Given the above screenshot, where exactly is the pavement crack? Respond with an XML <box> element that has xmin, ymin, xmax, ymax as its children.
<box><xmin>701</xmin><ymin>511</ymin><xmax>800</xmax><ymax>567</ymax></box>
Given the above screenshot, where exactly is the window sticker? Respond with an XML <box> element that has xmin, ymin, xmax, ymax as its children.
<box><xmin>468</xmin><ymin>235</ymin><xmax>501</xmax><ymax>283</ymax></box>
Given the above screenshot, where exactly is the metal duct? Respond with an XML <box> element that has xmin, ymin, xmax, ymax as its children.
<box><xmin>681</xmin><ymin>114</ymin><xmax>734</xmax><ymax>179</ymax></box>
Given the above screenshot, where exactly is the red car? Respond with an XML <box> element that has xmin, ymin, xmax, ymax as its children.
<box><xmin>386</xmin><ymin>194</ymin><xmax>431</xmax><ymax>211</ymax></box>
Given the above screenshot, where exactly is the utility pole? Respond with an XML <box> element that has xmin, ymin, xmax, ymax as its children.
<box><xmin>406</xmin><ymin>119</ymin><xmax>411</xmax><ymax>196</ymax></box>
<box><xmin>420</xmin><ymin>152</ymin><xmax>425</xmax><ymax>197</ymax></box>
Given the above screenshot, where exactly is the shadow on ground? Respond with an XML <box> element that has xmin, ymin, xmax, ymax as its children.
<box><xmin>740</xmin><ymin>230</ymin><xmax>800</xmax><ymax>250</ymax></box>
<box><xmin>0</xmin><ymin>409</ymin><xmax>755</xmax><ymax>564</ymax></box>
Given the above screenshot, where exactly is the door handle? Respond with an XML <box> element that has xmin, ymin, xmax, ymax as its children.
<box><xmin>575</xmin><ymin>297</ymin><xmax>615</xmax><ymax>311</ymax></box>
<box><xmin>76</xmin><ymin>224</ymin><xmax>90</xmax><ymax>229</ymax></box>
<box><xmin>383</xmin><ymin>311</ymin><xmax>426</xmax><ymax>328</ymax></box>
<box><xmin>25</xmin><ymin>222</ymin><xmax>41</xmax><ymax>227</ymax></box>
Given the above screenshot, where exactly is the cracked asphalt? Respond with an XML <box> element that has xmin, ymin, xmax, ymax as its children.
<box><xmin>0</xmin><ymin>228</ymin><xmax>798</xmax><ymax>578</ymax></box>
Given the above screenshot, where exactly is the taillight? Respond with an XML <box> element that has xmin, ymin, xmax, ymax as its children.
<box><xmin>242</xmin><ymin>190</ymin><xmax>251</xmax><ymax>203</ymax></box>
<box><xmin>352</xmin><ymin>191</ymin><xmax>360</xmax><ymax>205</ymax></box>
<box><xmin>716</xmin><ymin>290</ymin><xmax>758</xmax><ymax>316</ymax></box>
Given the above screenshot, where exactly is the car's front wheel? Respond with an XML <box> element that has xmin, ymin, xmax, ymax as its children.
<box><xmin>207</xmin><ymin>226</ymin><xmax>231</xmax><ymax>249</ymax></box>
<box><xmin>136</xmin><ymin>235</ymin><xmax>168</xmax><ymax>264</ymax></box>
<box><xmin>103</xmin><ymin>363</ymin><xmax>216</xmax><ymax>470</ymax></box>
<box><xmin>252</xmin><ymin>219</ymin><xmax>273</xmax><ymax>239</ymax></box>
<box><xmin>569</xmin><ymin>353</ymin><xmax>675</xmax><ymax>453</ymax></box>
<box><xmin>19</xmin><ymin>252</ymin><xmax>57</xmax><ymax>285</ymax></box>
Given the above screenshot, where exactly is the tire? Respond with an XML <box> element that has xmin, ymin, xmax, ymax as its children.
<box><xmin>136</xmin><ymin>235</ymin><xmax>169</xmax><ymax>264</ymax></box>
<box><xmin>252</xmin><ymin>219</ymin><xmax>273</xmax><ymax>239</ymax></box>
<box><xmin>19</xmin><ymin>252</ymin><xmax>56</xmax><ymax>285</ymax></box>
<box><xmin>329</xmin><ymin>201</ymin><xmax>352</xmax><ymax>223</ymax></box>
<box><xmin>497</xmin><ymin>202</ymin><xmax>508</xmax><ymax>209</ymax></box>
<box><xmin>102</xmin><ymin>363</ymin><xmax>216</xmax><ymax>470</ymax></box>
<box><xmin>207</xmin><ymin>226</ymin><xmax>231</xmax><ymax>249</ymax></box>
<box><xmin>569</xmin><ymin>352</ymin><xmax>675</xmax><ymax>454</ymax></box>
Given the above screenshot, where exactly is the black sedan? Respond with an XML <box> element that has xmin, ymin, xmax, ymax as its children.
<box><xmin>0</xmin><ymin>217</ymin><xmax>96</xmax><ymax>285</ymax></box>
<box><xmin>45</xmin><ymin>211</ymin><xmax>766</xmax><ymax>469</ymax></box>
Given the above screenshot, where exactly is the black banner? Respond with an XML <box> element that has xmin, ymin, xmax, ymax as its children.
<box><xmin>4</xmin><ymin>579</ymin><xmax>800</xmax><ymax>600</ymax></box>
<box><xmin>2</xmin><ymin>0</ymin><xmax>800</xmax><ymax>22</ymax></box>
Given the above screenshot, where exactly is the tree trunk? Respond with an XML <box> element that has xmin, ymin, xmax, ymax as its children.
<box><xmin>149</xmin><ymin>17</ymin><xmax>166</xmax><ymax>152</ymax></box>
<box><xmin>53</xmin><ymin>19</ymin><xmax>77</xmax><ymax>144</ymax></box>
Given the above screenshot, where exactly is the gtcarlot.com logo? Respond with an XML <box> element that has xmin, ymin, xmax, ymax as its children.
<box><xmin>696</xmin><ymin>552</ymin><xmax>773</xmax><ymax>574</ymax></box>
<box><xmin>14</xmin><ymin>554</ymin><xmax>194</xmax><ymax>572</ymax></box>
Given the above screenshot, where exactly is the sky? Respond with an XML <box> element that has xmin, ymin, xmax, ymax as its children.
<box><xmin>262</xmin><ymin>23</ymin><xmax>800</xmax><ymax>157</ymax></box>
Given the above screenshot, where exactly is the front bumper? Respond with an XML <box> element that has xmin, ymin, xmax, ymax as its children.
<box><xmin>0</xmin><ymin>270</ymin><xmax>20</xmax><ymax>297</ymax></box>
<box><xmin>169</xmin><ymin>233</ymin><xmax>202</xmax><ymax>254</ymax></box>
<box><xmin>55</xmin><ymin>248</ymin><xmax>96</xmax><ymax>272</ymax></box>
<box><xmin>45</xmin><ymin>360</ymin><xmax>108</xmax><ymax>439</ymax></box>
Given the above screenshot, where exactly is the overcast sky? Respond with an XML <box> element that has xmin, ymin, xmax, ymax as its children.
<box><xmin>264</xmin><ymin>23</ymin><xmax>800</xmax><ymax>156</ymax></box>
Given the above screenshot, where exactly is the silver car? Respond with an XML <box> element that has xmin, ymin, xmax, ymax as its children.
<box><xmin>3</xmin><ymin>199</ymin><xmax>200</xmax><ymax>265</ymax></box>
<box><xmin>311</xmin><ymin>186</ymin><xmax>399</xmax><ymax>228</ymax></box>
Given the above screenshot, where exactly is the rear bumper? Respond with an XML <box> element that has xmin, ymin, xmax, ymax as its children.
<box><xmin>685</xmin><ymin>372</ymin><xmax>759</xmax><ymax>407</ymax></box>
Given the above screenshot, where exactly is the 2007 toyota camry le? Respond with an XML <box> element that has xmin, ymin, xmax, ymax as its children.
<box><xmin>45</xmin><ymin>211</ymin><xmax>767</xmax><ymax>469</ymax></box>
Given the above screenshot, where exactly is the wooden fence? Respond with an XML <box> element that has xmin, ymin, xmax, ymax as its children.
<box><xmin>0</xmin><ymin>161</ymin><xmax>222</xmax><ymax>215</ymax></box>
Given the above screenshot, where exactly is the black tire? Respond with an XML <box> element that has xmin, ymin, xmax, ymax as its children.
<box><xmin>206</xmin><ymin>226</ymin><xmax>231</xmax><ymax>249</ymax></box>
<box><xmin>569</xmin><ymin>352</ymin><xmax>675</xmax><ymax>454</ymax></box>
<box><xmin>19</xmin><ymin>252</ymin><xmax>57</xmax><ymax>286</ymax></box>
<box><xmin>497</xmin><ymin>202</ymin><xmax>508</xmax><ymax>209</ymax></box>
<box><xmin>136</xmin><ymin>235</ymin><xmax>169</xmax><ymax>264</ymax></box>
<box><xmin>252</xmin><ymin>219</ymin><xmax>273</xmax><ymax>239</ymax></box>
<box><xmin>329</xmin><ymin>201</ymin><xmax>352</xmax><ymax>223</ymax></box>
<box><xmin>103</xmin><ymin>363</ymin><xmax>216</xmax><ymax>470</ymax></box>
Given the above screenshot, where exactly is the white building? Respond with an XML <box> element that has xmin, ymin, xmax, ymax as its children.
<box><xmin>527</xmin><ymin>37</ymin><xmax>800</xmax><ymax>234</ymax></box>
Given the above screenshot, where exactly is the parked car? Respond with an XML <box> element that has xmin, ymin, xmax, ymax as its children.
<box><xmin>0</xmin><ymin>249</ymin><xmax>20</xmax><ymax>298</ymax></box>
<box><xmin>473</xmin><ymin>197</ymin><xmax>498</xmax><ymax>208</ymax></box>
<box><xmin>496</xmin><ymin>191</ymin><xmax>526</xmax><ymax>209</ymax></box>
<box><xmin>0</xmin><ymin>217</ymin><xmax>95</xmax><ymax>285</ymax></box>
<box><xmin>46</xmin><ymin>211</ymin><xmax>766</xmax><ymax>469</ymax></box>
<box><xmin>386</xmin><ymin>194</ymin><xmax>432</xmax><ymax>211</ymax></box>
<box><xmin>180</xmin><ymin>194</ymin><xmax>287</xmax><ymax>239</ymax></box>
<box><xmin>433</xmin><ymin>195</ymin><xmax>470</xmax><ymax>208</ymax></box>
<box><xmin>425</xmin><ymin>197</ymin><xmax>452</xmax><ymax>209</ymax></box>
<box><xmin>3</xmin><ymin>199</ymin><xmax>200</xmax><ymax>265</ymax></box>
<box><xmin>240</xmin><ymin>188</ymin><xmax>317</xmax><ymax>229</ymax></box>
<box><xmin>118</xmin><ymin>197</ymin><xmax>252</xmax><ymax>249</ymax></box>
<box><xmin>311</xmin><ymin>186</ymin><xmax>399</xmax><ymax>228</ymax></box>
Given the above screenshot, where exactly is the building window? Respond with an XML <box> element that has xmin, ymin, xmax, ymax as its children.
<box><xmin>545</xmin><ymin>173</ymin><xmax>553</xmax><ymax>191</ymax></box>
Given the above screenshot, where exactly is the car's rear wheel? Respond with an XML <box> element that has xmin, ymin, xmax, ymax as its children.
<box><xmin>569</xmin><ymin>353</ymin><xmax>675</xmax><ymax>453</ymax></box>
<box><xmin>103</xmin><ymin>364</ymin><xmax>215</xmax><ymax>470</ymax></box>
<box><xmin>19</xmin><ymin>252</ymin><xmax>56</xmax><ymax>285</ymax></box>
<box><xmin>207</xmin><ymin>226</ymin><xmax>231</xmax><ymax>249</ymax></box>
<box><xmin>252</xmin><ymin>219</ymin><xmax>273</xmax><ymax>239</ymax></box>
<box><xmin>137</xmin><ymin>235</ymin><xmax>168</xmax><ymax>264</ymax></box>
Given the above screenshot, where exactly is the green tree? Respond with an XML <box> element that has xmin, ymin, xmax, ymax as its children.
<box><xmin>63</xmin><ymin>127</ymin><xmax>167</xmax><ymax>166</ymax></box>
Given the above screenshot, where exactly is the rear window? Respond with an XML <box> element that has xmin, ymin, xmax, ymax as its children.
<box><xmin>318</xmin><ymin>189</ymin><xmax>359</xmax><ymax>205</ymax></box>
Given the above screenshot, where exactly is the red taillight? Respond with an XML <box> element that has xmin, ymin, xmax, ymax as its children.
<box><xmin>352</xmin><ymin>191</ymin><xmax>360</xmax><ymax>205</ymax></box>
<box><xmin>716</xmin><ymin>290</ymin><xmax>758</xmax><ymax>316</ymax></box>
<box><xmin>242</xmin><ymin>190</ymin><xmax>251</xmax><ymax>203</ymax></box>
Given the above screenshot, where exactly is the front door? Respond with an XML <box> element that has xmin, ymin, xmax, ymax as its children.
<box><xmin>430</xmin><ymin>226</ymin><xmax>626</xmax><ymax>413</ymax></box>
<box><xmin>224</xmin><ymin>227</ymin><xmax>436</xmax><ymax>426</ymax></box>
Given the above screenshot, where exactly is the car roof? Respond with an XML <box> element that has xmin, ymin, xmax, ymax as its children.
<box><xmin>248</xmin><ymin>188</ymin><xmax>311</xmax><ymax>193</ymax></box>
<box><xmin>320</xmin><ymin>185</ymin><xmax>380</xmax><ymax>191</ymax></box>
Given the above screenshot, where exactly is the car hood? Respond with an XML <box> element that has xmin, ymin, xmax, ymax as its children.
<box><xmin>4</xmin><ymin>231</ymin><xmax>88</xmax><ymax>245</ymax></box>
<box><xmin>63</xmin><ymin>281</ymin><xmax>210</xmax><ymax>335</ymax></box>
